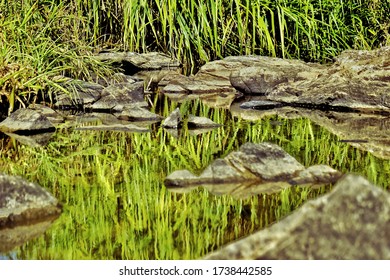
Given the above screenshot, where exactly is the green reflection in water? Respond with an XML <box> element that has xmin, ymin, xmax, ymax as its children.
<box><xmin>0</xmin><ymin>99</ymin><xmax>389</xmax><ymax>259</ymax></box>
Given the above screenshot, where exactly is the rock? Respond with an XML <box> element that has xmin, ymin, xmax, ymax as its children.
<box><xmin>90</xmin><ymin>81</ymin><xmax>147</xmax><ymax>111</ymax></box>
<box><xmin>161</xmin><ymin>108</ymin><xmax>182</xmax><ymax>128</ymax></box>
<box><xmin>161</xmin><ymin>57</ymin><xmax>246</xmax><ymax>96</ymax></box>
<box><xmin>232</xmin><ymin>97</ymin><xmax>390</xmax><ymax>160</ymax></box>
<box><xmin>53</xmin><ymin>78</ymin><xmax>104</xmax><ymax>109</ymax></box>
<box><xmin>229</xmin><ymin>56</ymin><xmax>323</xmax><ymax>95</ymax></box>
<box><xmin>28</xmin><ymin>104</ymin><xmax>65</xmax><ymax>124</ymax></box>
<box><xmin>95</xmin><ymin>51</ymin><xmax>181</xmax><ymax>74</ymax></box>
<box><xmin>187</xmin><ymin>114</ymin><xmax>221</xmax><ymax>128</ymax></box>
<box><xmin>75</xmin><ymin>123</ymin><xmax>150</xmax><ymax>132</ymax></box>
<box><xmin>165</xmin><ymin>142</ymin><xmax>342</xmax><ymax>197</ymax></box>
<box><xmin>239</xmin><ymin>100</ymin><xmax>285</xmax><ymax>110</ymax></box>
<box><xmin>204</xmin><ymin>174</ymin><xmax>390</xmax><ymax>259</ymax></box>
<box><xmin>117</xmin><ymin>106</ymin><xmax>162</xmax><ymax>122</ymax></box>
<box><xmin>0</xmin><ymin>108</ymin><xmax>55</xmax><ymax>133</ymax></box>
<box><xmin>231</xmin><ymin>46</ymin><xmax>390</xmax><ymax>114</ymax></box>
<box><xmin>0</xmin><ymin>173</ymin><xmax>61</xmax><ymax>228</ymax></box>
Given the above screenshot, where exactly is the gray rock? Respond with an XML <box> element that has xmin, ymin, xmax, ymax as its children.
<box><xmin>162</xmin><ymin>108</ymin><xmax>182</xmax><ymax>128</ymax></box>
<box><xmin>165</xmin><ymin>142</ymin><xmax>342</xmax><ymax>197</ymax></box>
<box><xmin>187</xmin><ymin>114</ymin><xmax>221</xmax><ymax>128</ymax></box>
<box><xmin>161</xmin><ymin>57</ymin><xmax>246</xmax><ymax>96</ymax></box>
<box><xmin>204</xmin><ymin>174</ymin><xmax>390</xmax><ymax>259</ymax></box>
<box><xmin>240</xmin><ymin>100</ymin><xmax>284</xmax><ymax>110</ymax></box>
<box><xmin>75</xmin><ymin>123</ymin><xmax>150</xmax><ymax>132</ymax></box>
<box><xmin>53</xmin><ymin>78</ymin><xmax>104</xmax><ymax>109</ymax></box>
<box><xmin>118</xmin><ymin>106</ymin><xmax>162</xmax><ymax>122</ymax></box>
<box><xmin>90</xmin><ymin>81</ymin><xmax>147</xmax><ymax>111</ymax></box>
<box><xmin>95</xmin><ymin>51</ymin><xmax>181</xmax><ymax>71</ymax></box>
<box><xmin>231</xmin><ymin>46</ymin><xmax>390</xmax><ymax>113</ymax></box>
<box><xmin>28</xmin><ymin>104</ymin><xmax>65</xmax><ymax>124</ymax></box>
<box><xmin>0</xmin><ymin>108</ymin><xmax>55</xmax><ymax>133</ymax></box>
<box><xmin>0</xmin><ymin>173</ymin><xmax>61</xmax><ymax>228</ymax></box>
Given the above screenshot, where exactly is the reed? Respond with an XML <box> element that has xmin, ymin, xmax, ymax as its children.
<box><xmin>1</xmin><ymin>0</ymin><xmax>389</xmax><ymax>113</ymax></box>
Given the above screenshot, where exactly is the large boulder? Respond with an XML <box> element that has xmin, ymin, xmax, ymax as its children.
<box><xmin>203</xmin><ymin>174</ymin><xmax>390</xmax><ymax>259</ymax></box>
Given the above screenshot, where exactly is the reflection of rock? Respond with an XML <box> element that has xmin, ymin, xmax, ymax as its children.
<box><xmin>231</xmin><ymin>100</ymin><xmax>390</xmax><ymax>160</ymax></box>
<box><xmin>204</xmin><ymin>174</ymin><xmax>390</xmax><ymax>259</ymax></box>
<box><xmin>5</xmin><ymin>132</ymin><xmax>54</xmax><ymax>147</ymax></box>
<box><xmin>0</xmin><ymin>173</ymin><xmax>62</xmax><ymax>229</ymax></box>
<box><xmin>0</xmin><ymin>218</ymin><xmax>58</xmax><ymax>253</ymax></box>
<box><xmin>165</xmin><ymin>142</ymin><xmax>342</xmax><ymax>198</ymax></box>
<box><xmin>0</xmin><ymin>108</ymin><xmax>55</xmax><ymax>133</ymax></box>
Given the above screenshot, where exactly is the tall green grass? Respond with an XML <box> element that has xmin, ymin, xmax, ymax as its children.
<box><xmin>65</xmin><ymin>0</ymin><xmax>389</xmax><ymax>64</ymax></box>
<box><xmin>1</xmin><ymin>0</ymin><xmax>389</xmax><ymax>113</ymax></box>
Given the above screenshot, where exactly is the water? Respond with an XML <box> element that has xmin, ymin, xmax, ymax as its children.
<box><xmin>0</xmin><ymin>98</ymin><xmax>389</xmax><ymax>259</ymax></box>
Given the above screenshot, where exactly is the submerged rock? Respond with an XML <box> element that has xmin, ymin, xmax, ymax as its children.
<box><xmin>165</xmin><ymin>142</ymin><xmax>342</xmax><ymax>197</ymax></box>
<box><xmin>0</xmin><ymin>108</ymin><xmax>55</xmax><ymax>133</ymax></box>
<box><xmin>0</xmin><ymin>173</ymin><xmax>61</xmax><ymax>228</ymax></box>
<box><xmin>204</xmin><ymin>174</ymin><xmax>390</xmax><ymax>259</ymax></box>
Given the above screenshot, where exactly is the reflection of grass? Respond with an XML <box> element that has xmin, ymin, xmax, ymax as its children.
<box><xmin>1</xmin><ymin>101</ymin><xmax>390</xmax><ymax>259</ymax></box>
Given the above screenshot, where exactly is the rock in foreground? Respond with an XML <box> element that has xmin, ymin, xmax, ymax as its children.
<box><xmin>0</xmin><ymin>108</ymin><xmax>55</xmax><ymax>133</ymax></box>
<box><xmin>204</xmin><ymin>174</ymin><xmax>390</xmax><ymax>259</ymax></box>
<box><xmin>0</xmin><ymin>173</ymin><xmax>61</xmax><ymax>228</ymax></box>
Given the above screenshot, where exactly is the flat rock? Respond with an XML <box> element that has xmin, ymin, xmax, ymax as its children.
<box><xmin>187</xmin><ymin>114</ymin><xmax>221</xmax><ymax>128</ymax></box>
<box><xmin>95</xmin><ymin>51</ymin><xmax>181</xmax><ymax>74</ymax></box>
<box><xmin>53</xmin><ymin>78</ymin><xmax>104</xmax><ymax>109</ymax></box>
<box><xmin>90</xmin><ymin>81</ymin><xmax>147</xmax><ymax>111</ymax></box>
<box><xmin>161</xmin><ymin>57</ymin><xmax>248</xmax><ymax>96</ymax></box>
<box><xmin>204</xmin><ymin>174</ymin><xmax>390</xmax><ymax>259</ymax></box>
<box><xmin>231</xmin><ymin>46</ymin><xmax>390</xmax><ymax>114</ymax></box>
<box><xmin>0</xmin><ymin>173</ymin><xmax>61</xmax><ymax>228</ymax></box>
<box><xmin>165</xmin><ymin>142</ymin><xmax>342</xmax><ymax>197</ymax></box>
<box><xmin>75</xmin><ymin>123</ymin><xmax>150</xmax><ymax>132</ymax></box>
<box><xmin>118</xmin><ymin>106</ymin><xmax>162</xmax><ymax>121</ymax></box>
<box><xmin>0</xmin><ymin>108</ymin><xmax>55</xmax><ymax>133</ymax></box>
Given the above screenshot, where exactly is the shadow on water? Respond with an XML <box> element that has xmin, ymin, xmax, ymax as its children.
<box><xmin>0</xmin><ymin>97</ymin><xmax>389</xmax><ymax>260</ymax></box>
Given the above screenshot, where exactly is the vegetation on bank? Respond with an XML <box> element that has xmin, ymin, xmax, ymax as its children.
<box><xmin>1</xmin><ymin>0</ymin><xmax>389</xmax><ymax>114</ymax></box>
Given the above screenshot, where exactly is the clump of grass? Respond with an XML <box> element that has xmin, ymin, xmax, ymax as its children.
<box><xmin>0</xmin><ymin>0</ymin><xmax>114</xmax><ymax>115</ymax></box>
<box><xmin>65</xmin><ymin>0</ymin><xmax>390</xmax><ymax>65</ymax></box>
